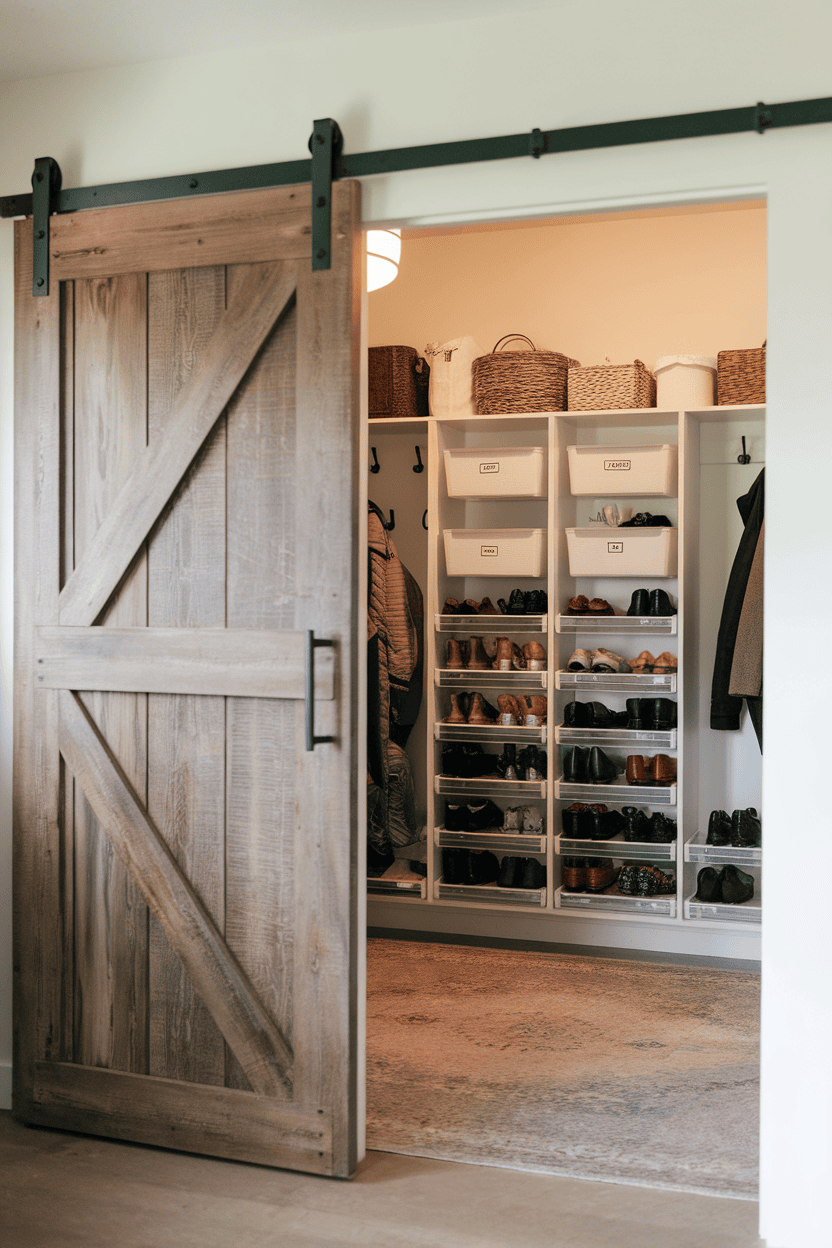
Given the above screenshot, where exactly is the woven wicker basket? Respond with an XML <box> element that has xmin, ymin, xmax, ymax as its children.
<box><xmin>472</xmin><ymin>335</ymin><xmax>578</xmax><ymax>414</ymax></box>
<box><xmin>568</xmin><ymin>359</ymin><xmax>656</xmax><ymax>411</ymax></box>
<box><xmin>717</xmin><ymin>341</ymin><xmax>766</xmax><ymax>405</ymax></box>
<box><xmin>369</xmin><ymin>345</ymin><xmax>430</xmax><ymax>419</ymax></box>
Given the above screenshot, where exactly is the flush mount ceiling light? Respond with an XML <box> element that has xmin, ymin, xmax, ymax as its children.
<box><xmin>366</xmin><ymin>228</ymin><xmax>401</xmax><ymax>292</ymax></box>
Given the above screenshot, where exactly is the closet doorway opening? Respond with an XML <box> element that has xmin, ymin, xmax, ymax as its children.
<box><xmin>364</xmin><ymin>197</ymin><xmax>766</xmax><ymax>1193</ymax></box>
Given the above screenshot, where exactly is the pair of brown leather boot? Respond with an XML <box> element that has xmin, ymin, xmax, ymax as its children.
<box><xmin>493</xmin><ymin>637</ymin><xmax>547</xmax><ymax>671</ymax></box>
<box><xmin>446</xmin><ymin>636</ymin><xmax>493</xmax><ymax>669</ymax></box>
<box><xmin>443</xmin><ymin>693</ymin><xmax>499</xmax><ymax>724</ymax></box>
<box><xmin>626</xmin><ymin>754</ymin><xmax>677</xmax><ymax>786</ymax></box>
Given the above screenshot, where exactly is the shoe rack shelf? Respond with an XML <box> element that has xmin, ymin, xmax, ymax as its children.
<box><xmin>436</xmin><ymin>828</ymin><xmax>548</xmax><ymax>853</ymax></box>
<box><xmin>684</xmin><ymin>835</ymin><xmax>762</xmax><ymax>867</ymax></box>
<box><xmin>555</xmin><ymin>778</ymin><xmax>677</xmax><ymax>805</ymax></box>
<box><xmin>436</xmin><ymin>613</ymin><xmax>547</xmax><ymax>633</ymax></box>
<box><xmin>555</xmin><ymin>725</ymin><xmax>677</xmax><ymax>748</ymax></box>
<box><xmin>556</xmin><ymin>614</ymin><xmax>677</xmax><ymax>635</ymax></box>
<box><xmin>435</xmin><ymin>776</ymin><xmax>547</xmax><ymax>799</ymax></box>
<box><xmin>435</xmin><ymin>880</ymin><xmax>547</xmax><ymax>907</ymax></box>
<box><xmin>365</xmin><ymin>405</ymin><xmax>762</xmax><ymax>959</ymax></box>
<box><xmin>555</xmin><ymin>886</ymin><xmax>677</xmax><ymax>917</ymax></box>
<box><xmin>684</xmin><ymin>892</ymin><xmax>761</xmax><ymax>923</ymax></box>
<box><xmin>436</xmin><ymin>668</ymin><xmax>548</xmax><ymax>689</ymax></box>
<box><xmin>556</xmin><ymin>671</ymin><xmax>676</xmax><ymax>693</ymax></box>
<box><xmin>367</xmin><ymin>878</ymin><xmax>427</xmax><ymax>897</ymax></box>
<box><xmin>554</xmin><ymin>833</ymin><xmax>677</xmax><ymax>862</ymax></box>
<box><xmin>436</xmin><ymin>722</ymin><xmax>548</xmax><ymax>744</ymax></box>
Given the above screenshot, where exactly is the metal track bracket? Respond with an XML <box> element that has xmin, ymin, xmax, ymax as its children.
<box><xmin>309</xmin><ymin>119</ymin><xmax>343</xmax><ymax>271</ymax></box>
<box><xmin>31</xmin><ymin>157</ymin><xmax>62</xmax><ymax>296</ymax></box>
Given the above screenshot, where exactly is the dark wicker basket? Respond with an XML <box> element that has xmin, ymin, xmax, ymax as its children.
<box><xmin>369</xmin><ymin>345</ymin><xmax>430</xmax><ymax>419</ymax></box>
<box><xmin>717</xmin><ymin>341</ymin><xmax>766</xmax><ymax>405</ymax></box>
<box><xmin>473</xmin><ymin>335</ymin><xmax>578</xmax><ymax>414</ymax></box>
<box><xmin>568</xmin><ymin>360</ymin><xmax>657</xmax><ymax>411</ymax></box>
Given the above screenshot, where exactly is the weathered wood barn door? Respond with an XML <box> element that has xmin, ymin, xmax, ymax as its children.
<box><xmin>13</xmin><ymin>183</ymin><xmax>362</xmax><ymax>1176</ymax></box>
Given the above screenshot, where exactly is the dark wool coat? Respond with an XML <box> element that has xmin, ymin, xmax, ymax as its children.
<box><xmin>710</xmin><ymin>468</ymin><xmax>764</xmax><ymax>747</ymax></box>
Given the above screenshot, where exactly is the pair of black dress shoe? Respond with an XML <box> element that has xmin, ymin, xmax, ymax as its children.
<box><xmin>619</xmin><ymin>513</ymin><xmax>672</xmax><ymax>528</ymax></box>
<box><xmin>695</xmin><ymin>864</ymin><xmax>755</xmax><ymax>904</ymax></box>
<box><xmin>621</xmin><ymin>806</ymin><xmax>677</xmax><ymax>843</ymax></box>
<box><xmin>626</xmin><ymin>588</ymin><xmax>677</xmax><ymax>616</ymax></box>
<box><xmin>497</xmin><ymin>743</ymin><xmax>547</xmax><ymax>781</ymax></box>
<box><xmin>706</xmin><ymin>807</ymin><xmax>762</xmax><ymax>847</ymax></box>
<box><xmin>497</xmin><ymin>855</ymin><xmax>546</xmax><ymax>889</ymax></box>
<box><xmin>498</xmin><ymin>588</ymin><xmax>549</xmax><ymax>616</ymax></box>
<box><xmin>443</xmin><ymin>848</ymin><xmax>500</xmax><ymax>885</ymax></box>
<box><xmin>444</xmin><ymin>799</ymin><xmax>503</xmax><ymax>832</ymax></box>
<box><xmin>441</xmin><ymin>743</ymin><xmax>499</xmax><ymax>779</ymax></box>
<box><xmin>562</xmin><ymin>745</ymin><xmax>618</xmax><ymax>784</ymax></box>
<box><xmin>563</xmin><ymin>698</ymin><xmax>677</xmax><ymax>731</ymax></box>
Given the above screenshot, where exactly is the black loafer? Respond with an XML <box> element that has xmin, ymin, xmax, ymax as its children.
<box><xmin>649</xmin><ymin>588</ymin><xmax>676</xmax><ymax>616</ymax></box>
<box><xmin>706</xmin><ymin>810</ymin><xmax>732</xmax><ymax>846</ymax></box>
<box><xmin>720</xmin><ymin>864</ymin><xmax>754</xmax><ymax>903</ymax></box>
<box><xmin>443</xmin><ymin>848</ymin><xmax>470</xmax><ymax>884</ymax></box>
<box><xmin>589</xmin><ymin>746</ymin><xmax>618</xmax><ymax>784</ymax></box>
<box><xmin>695</xmin><ymin>866</ymin><xmax>722</xmax><ymax>902</ymax></box>
<box><xmin>562</xmin><ymin>803</ymin><xmax>591</xmax><ymax>836</ymax></box>
<box><xmin>466</xmin><ymin>799</ymin><xmax>504</xmax><ymax>831</ymax></box>
<box><xmin>564</xmin><ymin>701</ymin><xmax>591</xmax><ymax>728</ymax></box>
<box><xmin>627</xmin><ymin>588</ymin><xmax>650</xmax><ymax>616</ymax></box>
<box><xmin>562</xmin><ymin>746</ymin><xmax>590</xmax><ymax>784</ymax></box>
<box><xmin>731</xmin><ymin>807</ymin><xmax>762</xmax><ymax>847</ymax></box>
<box><xmin>626</xmin><ymin>698</ymin><xmax>644</xmax><ymax>729</ymax></box>
<box><xmin>497</xmin><ymin>856</ymin><xmax>521</xmax><ymax>887</ymax></box>
<box><xmin>651</xmin><ymin>698</ymin><xmax>678</xmax><ymax>729</ymax></box>
<box><xmin>519</xmin><ymin>857</ymin><xmax>546</xmax><ymax>889</ymax></box>
<box><xmin>469</xmin><ymin>849</ymin><xmax>500</xmax><ymax>885</ymax></box>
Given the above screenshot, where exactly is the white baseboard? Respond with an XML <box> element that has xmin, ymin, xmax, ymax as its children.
<box><xmin>0</xmin><ymin>1060</ymin><xmax>11</xmax><ymax>1110</ymax></box>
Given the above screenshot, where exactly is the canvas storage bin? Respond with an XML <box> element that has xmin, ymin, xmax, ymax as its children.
<box><xmin>443</xmin><ymin>528</ymin><xmax>547</xmax><ymax>577</ymax></box>
<box><xmin>567</xmin><ymin>360</ymin><xmax>656</xmax><ymax>411</ymax></box>
<box><xmin>424</xmin><ymin>336</ymin><xmax>483</xmax><ymax>419</ymax></box>
<box><xmin>472</xmin><ymin>335</ymin><xmax>578</xmax><ymax>414</ymax></box>
<box><xmin>368</xmin><ymin>345</ymin><xmax>430</xmax><ymax>419</ymax></box>
<box><xmin>567</xmin><ymin>444</ymin><xmax>678</xmax><ymax>497</ymax></box>
<box><xmin>717</xmin><ymin>342</ymin><xmax>766</xmax><ymax>405</ymax></box>
<box><xmin>565</xmin><ymin>526</ymin><xmax>678</xmax><ymax>577</ymax></box>
<box><xmin>654</xmin><ymin>355</ymin><xmax>716</xmax><ymax>409</ymax></box>
<box><xmin>443</xmin><ymin>446</ymin><xmax>547</xmax><ymax>499</ymax></box>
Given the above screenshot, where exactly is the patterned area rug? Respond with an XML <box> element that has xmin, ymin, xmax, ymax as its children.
<box><xmin>366</xmin><ymin>939</ymin><xmax>760</xmax><ymax>1198</ymax></box>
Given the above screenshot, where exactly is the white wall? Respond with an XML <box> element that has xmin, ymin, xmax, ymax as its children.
<box><xmin>2</xmin><ymin>5</ymin><xmax>831</xmax><ymax>1245</ymax></box>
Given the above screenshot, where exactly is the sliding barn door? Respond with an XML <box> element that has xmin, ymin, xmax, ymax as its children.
<box><xmin>13</xmin><ymin>184</ymin><xmax>362</xmax><ymax>1176</ymax></box>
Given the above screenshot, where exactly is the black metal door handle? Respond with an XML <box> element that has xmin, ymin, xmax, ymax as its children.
<box><xmin>305</xmin><ymin>630</ymin><xmax>335</xmax><ymax>751</ymax></box>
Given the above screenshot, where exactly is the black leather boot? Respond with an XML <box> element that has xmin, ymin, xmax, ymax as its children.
<box><xmin>627</xmin><ymin>588</ymin><xmax>650</xmax><ymax>616</ymax></box>
<box><xmin>706</xmin><ymin>809</ymin><xmax>732</xmax><ymax>845</ymax></box>
<box><xmin>649</xmin><ymin>588</ymin><xmax>676</xmax><ymax>616</ymax></box>
<box><xmin>720</xmin><ymin>864</ymin><xmax>755</xmax><ymax>903</ymax></box>
<box><xmin>589</xmin><ymin>746</ymin><xmax>618</xmax><ymax>784</ymax></box>
<box><xmin>650</xmin><ymin>698</ymin><xmax>678</xmax><ymax>729</ymax></box>
<box><xmin>469</xmin><ymin>849</ymin><xmax>500</xmax><ymax>885</ymax></box>
<box><xmin>564</xmin><ymin>701</ymin><xmax>591</xmax><ymax>728</ymax></box>
<box><xmin>497</xmin><ymin>856</ymin><xmax>521</xmax><ymax>887</ymax></box>
<box><xmin>731</xmin><ymin>807</ymin><xmax>762</xmax><ymax>847</ymax></box>
<box><xmin>695</xmin><ymin>866</ymin><xmax>721</xmax><ymax>902</ymax></box>
<box><xmin>562</xmin><ymin>746</ymin><xmax>590</xmax><ymax>783</ymax></box>
<box><xmin>626</xmin><ymin>698</ymin><xmax>644</xmax><ymax>728</ymax></box>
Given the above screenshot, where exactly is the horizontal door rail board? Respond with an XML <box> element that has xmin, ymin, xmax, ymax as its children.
<box><xmin>2</xmin><ymin>94</ymin><xmax>831</xmax><ymax>220</ymax></box>
<box><xmin>48</xmin><ymin>187</ymin><xmax>314</xmax><ymax>280</ymax></box>
<box><xmin>35</xmin><ymin>626</ymin><xmax>334</xmax><ymax>699</ymax></box>
<box><xmin>59</xmin><ymin>260</ymin><xmax>298</xmax><ymax>628</ymax></box>
<box><xmin>31</xmin><ymin>1062</ymin><xmax>333</xmax><ymax>1173</ymax></box>
<box><xmin>57</xmin><ymin>688</ymin><xmax>294</xmax><ymax>1098</ymax></box>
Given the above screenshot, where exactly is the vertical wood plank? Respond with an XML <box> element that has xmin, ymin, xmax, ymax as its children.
<box><xmin>291</xmin><ymin>181</ymin><xmax>362</xmax><ymax>1176</ymax></box>
<box><xmin>146</xmin><ymin>266</ymin><xmax>228</xmax><ymax>1086</ymax></box>
<box><xmin>72</xmin><ymin>274</ymin><xmax>149</xmax><ymax>1073</ymax></box>
<box><xmin>13</xmin><ymin>223</ymin><xmax>63</xmax><ymax>1110</ymax></box>
<box><xmin>223</xmin><ymin>268</ymin><xmax>298</xmax><ymax>1091</ymax></box>
<box><xmin>59</xmin><ymin>280</ymin><xmax>76</xmax><ymax>1060</ymax></box>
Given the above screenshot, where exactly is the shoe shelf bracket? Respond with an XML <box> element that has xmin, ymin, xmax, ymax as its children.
<box><xmin>555</xmin><ymin>778</ymin><xmax>676</xmax><ymax>806</ymax></box>
<box><xmin>436</xmin><ymin>722</ymin><xmax>548</xmax><ymax>744</ymax></box>
<box><xmin>437</xmin><ymin>669</ymin><xmax>548</xmax><ymax>689</ymax></box>
<box><xmin>436</xmin><ymin>614</ymin><xmax>547</xmax><ymax>633</ymax></box>
<box><xmin>556</xmin><ymin>615</ymin><xmax>677</xmax><ymax>635</ymax></box>
<box><xmin>555</xmin><ymin>833</ymin><xmax>677</xmax><ymax>862</ymax></box>
<box><xmin>556</xmin><ymin>886</ymin><xmax>676</xmax><ymax>917</ymax></box>
<box><xmin>684</xmin><ymin>892</ymin><xmax>761</xmax><ymax>923</ymax></box>
<box><xmin>555</xmin><ymin>725</ymin><xmax>676</xmax><ymax>748</ymax></box>
<box><xmin>435</xmin><ymin>776</ymin><xmax>547</xmax><ymax>799</ymax></box>
<box><xmin>556</xmin><ymin>671</ymin><xmax>677</xmax><ymax>693</ymax></box>
<box><xmin>684</xmin><ymin>835</ymin><xmax>761</xmax><ymax>867</ymax></box>
<box><xmin>435</xmin><ymin>881</ymin><xmax>546</xmax><ymax>907</ymax></box>
<box><xmin>437</xmin><ymin>828</ymin><xmax>547</xmax><ymax>853</ymax></box>
<box><xmin>367</xmin><ymin>878</ymin><xmax>427</xmax><ymax>897</ymax></box>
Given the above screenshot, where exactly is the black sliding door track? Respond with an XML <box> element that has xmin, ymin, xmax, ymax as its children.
<box><xmin>5</xmin><ymin>94</ymin><xmax>832</xmax><ymax>293</ymax></box>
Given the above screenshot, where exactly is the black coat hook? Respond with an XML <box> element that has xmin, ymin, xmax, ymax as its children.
<box><xmin>370</xmin><ymin>446</ymin><xmax>380</xmax><ymax>474</ymax></box>
<box><xmin>386</xmin><ymin>508</ymin><xmax>395</xmax><ymax>531</ymax></box>
<box><xmin>738</xmin><ymin>436</ymin><xmax>751</xmax><ymax>464</ymax></box>
<box><xmin>422</xmin><ymin>509</ymin><xmax>428</xmax><ymax>530</ymax></box>
<box><xmin>413</xmin><ymin>446</ymin><xmax>424</xmax><ymax>473</ymax></box>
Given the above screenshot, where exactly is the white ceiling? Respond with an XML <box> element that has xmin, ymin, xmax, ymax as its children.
<box><xmin>0</xmin><ymin>0</ymin><xmax>529</xmax><ymax>82</ymax></box>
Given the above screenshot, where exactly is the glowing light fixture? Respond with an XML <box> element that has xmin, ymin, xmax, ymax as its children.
<box><xmin>366</xmin><ymin>228</ymin><xmax>401</xmax><ymax>292</ymax></box>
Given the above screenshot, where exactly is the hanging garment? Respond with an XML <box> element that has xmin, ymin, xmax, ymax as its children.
<box><xmin>367</xmin><ymin>503</ymin><xmax>424</xmax><ymax>872</ymax></box>
<box><xmin>710</xmin><ymin>468</ymin><xmax>764</xmax><ymax>748</ymax></box>
<box><xmin>730</xmin><ymin>519</ymin><xmax>764</xmax><ymax>699</ymax></box>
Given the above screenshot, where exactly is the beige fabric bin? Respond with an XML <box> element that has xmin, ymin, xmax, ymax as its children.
<box><xmin>565</xmin><ymin>526</ymin><xmax>678</xmax><ymax>577</ymax></box>
<box><xmin>654</xmin><ymin>355</ymin><xmax>717</xmax><ymax>409</ymax></box>
<box><xmin>443</xmin><ymin>529</ymin><xmax>547</xmax><ymax>577</ymax></box>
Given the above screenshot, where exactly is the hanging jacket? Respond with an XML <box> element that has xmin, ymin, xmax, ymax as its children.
<box><xmin>710</xmin><ymin>469</ymin><xmax>764</xmax><ymax>742</ymax></box>
<box><xmin>730</xmin><ymin>519</ymin><xmax>764</xmax><ymax>699</ymax></box>
<box><xmin>367</xmin><ymin>504</ymin><xmax>424</xmax><ymax>868</ymax></box>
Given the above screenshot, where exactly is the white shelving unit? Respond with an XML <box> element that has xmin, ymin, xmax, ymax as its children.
<box><xmin>366</xmin><ymin>404</ymin><xmax>764</xmax><ymax>961</ymax></box>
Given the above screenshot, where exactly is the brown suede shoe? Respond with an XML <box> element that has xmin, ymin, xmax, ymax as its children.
<box><xmin>652</xmin><ymin>651</ymin><xmax>678</xmax><ymax>674</ymax></box>
<box><xmin>630</xmin><ymin>650</ymin><xmax>656</xmax><ymax>673</ymax></box>
<box><xmin>467</xmin><ymin>636</ymin><xmax>491</xmax><ymax>669</ymax></box>
<box><xmin>442</xmin><ymin>597</ymin><xmax>462</xmax><ymax>614</ymax></box>
<box><xmin>444</xmin><ymin>693</ymin><xmax>470</xmax><ymax>724</ymax></box>
<box><xmin>497</xmin><ymin>694</ymin><xmax>522</xmax><ymax>725</ymax></box>
<box><xmin>523</xmin><ymin>641</ymin><xmax>547</xmax><ymax>671</ymax></box>
<box><xmin>446</xmin><ymin>638</ymin><xmax>467</xmax><ymax>669</ymax></box>
<box><xmin>588</xmin><ymin>597</ymin><xmax>615</xmax><ymax>616</ymax></box>
<box><xmin>478</xmin><ymin>597</ymin><xmax>500</xmax><ymax>615</ymax></box>
<box><xmin>566</xmin><ymin>595</ymin><xmax>590</xmax><ymax>615</ymax></box>
<box><xmin>468</xmin><ymin>693</ymin><xmax>499</xmax><ymax>724</ymax></box>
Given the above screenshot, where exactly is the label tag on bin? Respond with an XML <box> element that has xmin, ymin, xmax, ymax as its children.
<box><xmin>604</xmin><ymin>459</ymin><xmax>631</xmax><ymax>471</ymax></box>
<box><xmin>481</xmin><ymin>545</ymin><xmax>498</xmax><ymax>557</ymax></box>
<box><xmin>479</xmin><ymin>462</ymin><xmax>500</xmax><ymax>474</ymax></box>
<box><xmin>607</xmin><ymin>541</ymin><xmax>624</xmax><ymax>554</ymax></box>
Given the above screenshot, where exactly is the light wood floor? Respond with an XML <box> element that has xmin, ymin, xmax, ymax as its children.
<box><xmin>1</xmin><ymin>1111</ymin><xmax>762</xmax><ymax>1248</ymax></box>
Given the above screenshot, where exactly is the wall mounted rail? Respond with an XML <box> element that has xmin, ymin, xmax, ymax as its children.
<box><xmin>4</xmin><ymin>94</ymin><xmax>832</xmax><ymax>292</ymax></box>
